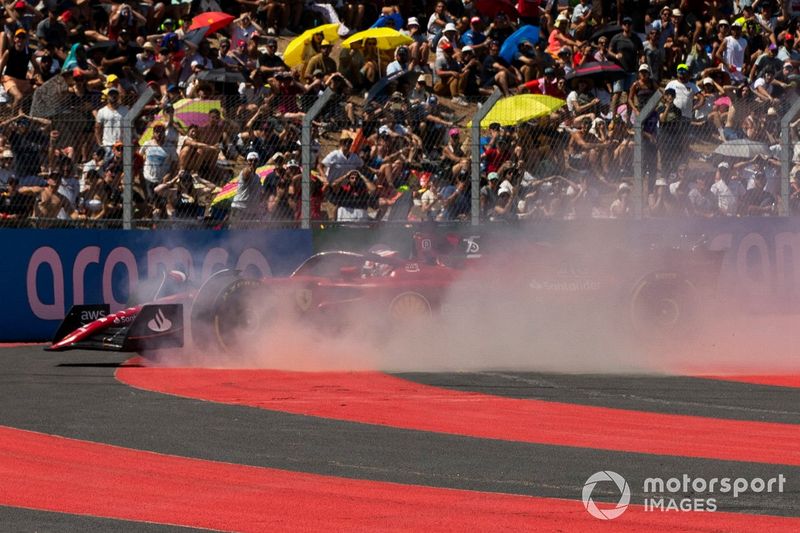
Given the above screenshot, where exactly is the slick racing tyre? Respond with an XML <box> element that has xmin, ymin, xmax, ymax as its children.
<box><xmin>628</xmin><ymin>272</ymin><xmax>698</xmax><ymax>338</ymax></box>
<box><xmin>209</xmin><ymin>278</ymin><xmax>276</xmax><ymax>353</ymax></box>
<box><xmin>389</xmin><ymin>291</ymin><xmax>432</xmax><ymax>326</ymax></box>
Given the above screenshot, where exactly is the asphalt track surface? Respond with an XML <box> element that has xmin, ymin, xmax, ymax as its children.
<box><xmin>1</xmin><ymin>345</ymin><xmax>799</xmax><ymax>531</ymax></box>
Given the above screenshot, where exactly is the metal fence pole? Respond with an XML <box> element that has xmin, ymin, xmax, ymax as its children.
<box><xmin>633</xmin><ymin>91</ymin><xmax>661</xmax><ymax>219</ymax></box>
<box><xmin>780</xmin><ymin>96</ymin><xmax>800</xmax><ymax>215</ymax></box>
<box><xmin>301</xmin><ymin>88</ymin><xmax>334</xmax><ymax>229</ymax></box>
<box><xmin>122</xmin><ymin>88</ymin><xmax>154</xmax><ymax>229</ymax></box>
<box><xmin>470</xmin><ymin>88</ymin><xmax>502</xmax><ymax>226</ymax></box>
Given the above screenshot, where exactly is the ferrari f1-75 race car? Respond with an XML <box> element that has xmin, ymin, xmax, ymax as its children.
<box><xmin>48</xmin><ymin>233</ymin><xmax>723</xmax><ymax>355</ymax></box>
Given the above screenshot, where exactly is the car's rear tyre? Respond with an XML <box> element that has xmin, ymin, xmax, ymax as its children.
<box><xmin>629</xmin><ymin>272</ymin><xmax>698</xmax><ymax>338</ymax></box>
<box><xmin>389</xmin><ymin>291</ymin><xmax>432</xmax><ymax>326</ymax></box>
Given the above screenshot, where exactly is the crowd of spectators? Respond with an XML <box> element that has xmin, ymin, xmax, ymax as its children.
<box><xmin>0</xmin><ymin>1</ymin><xmax>800</xmax><ymax>227</ymax></box>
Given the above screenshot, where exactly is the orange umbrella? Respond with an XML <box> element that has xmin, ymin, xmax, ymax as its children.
<box><xmin>189</xmin><ymin>12</ymin><xmax>235</xmax><ymax>35</ymax></box>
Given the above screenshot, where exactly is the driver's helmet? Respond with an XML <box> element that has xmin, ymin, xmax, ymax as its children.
<box><xmin>361</xmin><ymin>248</ymin><xmax>398</xmax><ymax>277</ymax></box>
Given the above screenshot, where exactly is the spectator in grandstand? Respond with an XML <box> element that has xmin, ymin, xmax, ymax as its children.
<box><xmin>0</xmin><ymin>148</ymin><xmax>14</xmax><ymax>185</ymax></box>
<box><xmin>140</xmin><ymin>122</ymin><xmax>177</xmax><ymax>203</ymax></box>
<box><xmin>480</xmin><ymin>39</ymin><xmax>520</xmax><ymax>96</ymax></box>
<box><xmin>5</xmin><ymin>113</ymin><xmax>51</xmax><ymax>186</ymax></box>
<box><xmin>329</xmin><ymin>169</ymin><xmax>375</xmax><ymax>221</ymax></box>
<box><xmin>710</xmin><ymin>161</ymin><xmax>745</xmax><ymax>216</ymax></box>
<box><xmin>738</xmin><ymin>172</ymin><xmax>777</xmax><ymax>216</ymax></box>
<box><xmin>95</xmin><ymin>87</ymin><xmax>128</xmax><ymax>150</ymax></box>
<box><xmin>0</xmin><ymin>28</ymin><xmax>38</xmax><ymax>114</ymax></box>
<box><xmin>319</xmin><ymin>134</ymin><xmax>363</xmax><ymax>185</ymax></box>
<box><xmin>303</xmin><ymin>39</ymin><xmax>337</xmax><ymax>81</ymax></box>
<box><xmin>608</xmin><ymin>17</ymin><xmax>643</xmax><ymax>119</ymax></box>
<box><xmin>229</xmin><ymin>152</ymin><xmax>264</xmax><ymax>228</ymax></box>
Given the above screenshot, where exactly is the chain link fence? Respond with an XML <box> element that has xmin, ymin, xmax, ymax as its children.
<box><xmin>3</xmin><ymin>75</ymin><xmax>800</xmax><ymax>228</ymax></box>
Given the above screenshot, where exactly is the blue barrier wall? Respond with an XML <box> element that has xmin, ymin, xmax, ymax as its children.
<box><xmin>4</xmin><ymin>219</ymin><xmax>800</xmax><ymax>341</ymax></box>
<box><xmin>3</xmin><ymin>229</ymin><xmax>313</xmax><ymax>341</ymax></box>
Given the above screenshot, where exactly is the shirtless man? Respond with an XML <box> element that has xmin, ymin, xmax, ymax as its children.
<box><xmin>190</xmin><ymin>109</ymin><xmax>232</xmax><ymax>171</ymax></box>
<box><xmin>19</xmin><ymin>173</ymin><xmax>85</xmax><ymax>227</ymax></box>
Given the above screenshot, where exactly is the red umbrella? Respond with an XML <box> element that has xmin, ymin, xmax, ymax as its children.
<box><xmin>475</xmin><ymin>0</ymin><xmax>518</xmax><ymax>20</ymax></box>
<box><xmin>189</xmin><ymin>12</ymin><xmax>235</xmax><ymax>35</ymax></box>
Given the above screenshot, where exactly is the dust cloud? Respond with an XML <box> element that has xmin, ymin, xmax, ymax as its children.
<box><xmin>152</xmin><ymin>229</ymin><xmax>800</xmax><ymax>376</ymax></box>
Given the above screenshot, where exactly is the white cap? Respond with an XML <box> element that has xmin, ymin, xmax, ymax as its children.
<box><xmin>672</xmin><ymin>8</ymin><xmax>682</xmax><ymax>16</ymax></box>
<box><xmin>407</xmin><ymin>17</ymin><xmax>419</xmax><ymax>26</ymax></box>
<box><xmin>378</xmin><ymin>125</ymin><xmax>391</xmax><ymax>135</ymax></box>
<box><xmin>718</xmin><ymin>161</ymin><xmax>730</xmax><ymax>169</ymax></box>
<box><xmin>286</xmin><ymin>159</ymin><xmax>300</xmax><ymax>168</ymax></box>
<box><xmin>462</xmin><ymin>45</ymin><xmax>473</xmax><ymax>53</ymax></box>
<box><xmin>191</xmin><ymin>60</ymin><xmax>202</xmax><ymax>68</ymax></box>
<box><xmin>638</xmin><ymin>63</ymin><xmax>650</xmax><ymax>72</ymax></box>
<box><xmin>718</xmin><ymin>19</ymin><xmax>730</xmax><ymax>26</ymax></box>
<box><xmin>246</xmin><ymin>152</ymin><xmax>259</xmax><ymax>161</ymax></box>
<box><xmin>618</xmin><ymin>182</ymin><xmax>631</xmax><ymax>192</ymax></box>
<box><xmin>498</xmin><ymin>182</ymin><xmax>513</xmax><ymax>195</ymax></box>
<box><xmin>654</xmin><ymin>178</ymin><xmax>667</xmax><ymax>186</ymax></box>
<box><xmin>702</xmin><ymin>77</ymin><xmax>714</xmax><ymax>85</ymax></box>
<box><xmin>444</xmin><ymin>22</ymin><xmax>457</xmax><ymax>32</ymax></box>
<box><xmin>487</xmin><ymin>172</ymin><xmax>499</xmax><ymax>181</ymax></box>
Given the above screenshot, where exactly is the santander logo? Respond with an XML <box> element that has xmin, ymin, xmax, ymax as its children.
<box><xmin>147</xmin><ymin>309</ymin><xmax>172</xmax><ymax>333</ymax></box>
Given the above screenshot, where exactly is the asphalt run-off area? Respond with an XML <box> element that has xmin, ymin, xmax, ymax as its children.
<box><xmin>0</xmin><ymin>344</ymin><xmax>798</xmax><ymax>532</ymax></box>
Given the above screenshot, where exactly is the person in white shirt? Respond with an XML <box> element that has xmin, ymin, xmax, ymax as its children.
<box><xmin>139</xmin><ymin>122</ymin><xmax>177</xmax><ymax>201</ymax></box>
<box><xmin>95</xmin><ymin>87</ymin><xmax>128</xmax><ymax>148</ymax></box>
<box><xmin>716</xmin><ymin>21</ymin><xmax>748</xmax><ymax>82</ymax></box>
<box><xmin>710</xmin><ymin>162</ymin><xmax>744</xmax><ymax>216</ymax></box>
<box><xmin>664</xmin><ymin>64</ymin><xmax>698</xmax><ymax>119</ymax></box>
<box><xmin>319</xmin><ymin>135</ymin><xmax>363</xmax><ymax>184</ymax></box>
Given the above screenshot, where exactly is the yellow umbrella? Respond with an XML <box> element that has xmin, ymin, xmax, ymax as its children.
<box><xmin>341</xmin><ymin>27</ymin><xmax>413</xmax><ymax>50</ymax></box>
<box><xmin>282</xmin><ymin>23</ymin><xmax>340</xmax><ymax>67</ymax></box>
<box><xmin>468</xmin><ymin>94</ymin><xmax>565</xmax><ymax>128</ymax></box>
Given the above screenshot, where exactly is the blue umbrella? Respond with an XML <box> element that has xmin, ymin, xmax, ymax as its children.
<box><xmin>499</xmin><ymin>25</ymin><xmax>540</xmax><ymax>63</ymax></box>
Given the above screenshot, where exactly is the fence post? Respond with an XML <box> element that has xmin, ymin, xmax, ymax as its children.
<box><xmin>780</xmin><ymin>96</ymin><xmax>800</xmax><ymax>215</ymax></box>
<box><xmin>633</xmin><ymin>91</ymin><xmax>661</xmax><ymax>219</ymax></box>
<box><xmin>301</xmin><ymin>88</ymin><xmax>334</xmax><ymax>229</ymax></box>
<box><xmin>470</xmin><ymin>88</ymin><xmax>502</xmax><ymax>226</ymax></box>
<box><xmin>122</xmin><ymin>88</ymin><xmax>154</xmax><ymax>230</ymax></box>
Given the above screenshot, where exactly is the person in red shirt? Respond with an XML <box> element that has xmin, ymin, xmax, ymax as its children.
<box><xmin>519</xmin><ymin>67</ymin><xmax>566</xmax><ymax>97</ymax></box>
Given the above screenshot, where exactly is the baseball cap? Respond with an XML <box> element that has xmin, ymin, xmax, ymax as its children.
<box><xmin>321</xmin><ymin>39</ymin><xmax>332</xmax><ymax>46</ymax></box>
<box><xmin>246</xmin><ymin>152</ymin><xmax>259</xmax><ymax>161</ymax></box>
<box><xmin>621</xmin><ymin>16</ymin><xmax>633</xmax><ymax>24</ymax></box>
<box><xmin>448</xmin><ymin>127</ymin><xmax>460</xmax><ymax>136</ymax></box>
<box><xmin>702</xmin><ymin>77</ymin><xmax>714</xmax><ymax>85</ymax></box>
<box><xmin>417</xmin><ymin>74</ymin><xmax>427</xmax><ymax>83</ymax></box>
<box><xmin>444</xmin><ymin>22</ymin><xmax>457</xmax><ymax>32</ymax></box>
<box><xmin>718</xmin><ymin>19</ymin><xmax>729</xmax><ymax>26</ymax></box>
<box><xmin>677</xmin><ymin>63</ymin><xmax>689</xmax><ymax>72</ymax></box>
<box><xmin>378</xmin><ymin>125</ymin><xmax>392</xmax><ymax>136</ymax></box>
<box><xmin>639</xmin><ymin>63</ymin><xmax>650</xmax><ymax>72</ymax></box>
<box><xmin>14</xmin><ymin>28</ymin><xmax>26</xmax><ymax>37</ymax></box>
<box><xmin>672</xmin><ymin>8</ymin><xmax>682</xmax><ymax>16</ymax></box>
<box><xmin>498</xmin><ymin>182</ymin><xmax>513</xmax><ymax>195</ymax></box>
<box><xmin>462</xmin><ymin>45</ymin><xmax>474</xmax><ymax>53</ymax></box>
<box><xmin>544</xmin><ymin>67</ymin><xmax>555</xmax><ymax>75</ymax></box>
<box><xmin>286</xmin><ymin>159</ymin><xmax>300</xmax><ymax>168</ymax></box>
<box><xmin>487</xmin><ymin>172</ymin><xmax>499</xmax><ymax>181</ymax></box>
<box><xmin>1</xmin><ymin>149</ymin><xmax>13</xmax><ymax>158</ymax></box>
<box><xmin>106</xmin><ymin>74</ymin><xmax>119</xmax><ymax>85</ymax></box>
<box><xmin>718</xmin><ymin>161</ymin><xmax>730</xmax><ymax>169</ymax></box>
<box><xmin>470</xmin><ymin>16</ymin><xmax>481</xmax><ymax>24</ymax></box>
<box><xmin>313</xmin><ymin>68</ymin><xmax>323</xmax><ymax>76</ymax></box>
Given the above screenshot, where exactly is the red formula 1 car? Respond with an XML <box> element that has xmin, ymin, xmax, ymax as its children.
<box><xmin>48</xmin><ymin>233</ymin><xmax>723</xmax><ymax>355</ymax></box>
